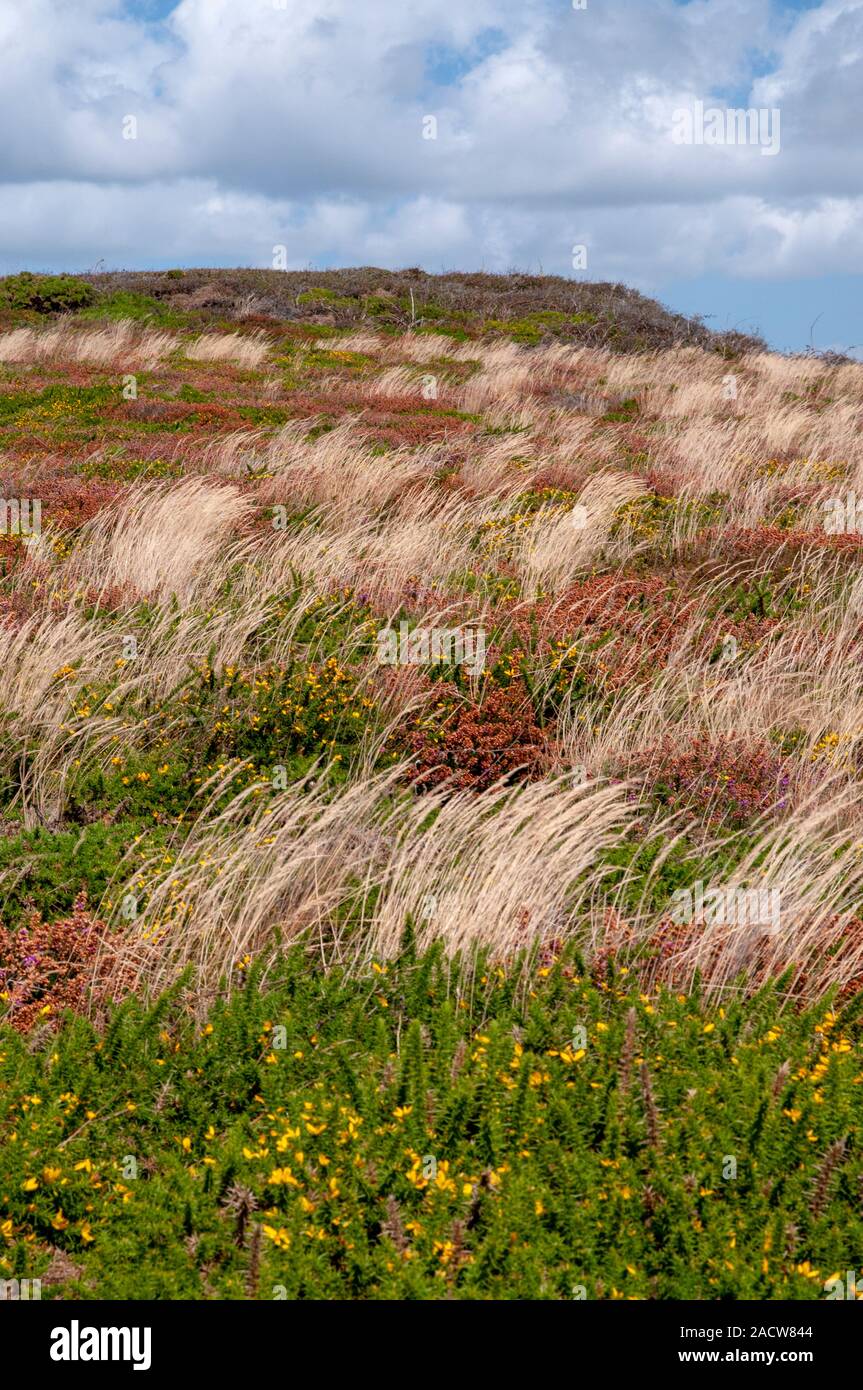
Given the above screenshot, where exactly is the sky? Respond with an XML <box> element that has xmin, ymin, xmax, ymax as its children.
<box><xmin>0</xmin><ymin>0</ymin><xmax>859</xmax><ymax>354</ymax></box>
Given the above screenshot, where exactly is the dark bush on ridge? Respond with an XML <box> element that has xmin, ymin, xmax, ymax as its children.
<box><xmin>0</xmin><ymin>271</ymin><xmax>95</xmax><ymax>314</ymax></box>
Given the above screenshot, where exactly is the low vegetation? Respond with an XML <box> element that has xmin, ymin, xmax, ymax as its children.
<box><xmin>0</xmin><ymin>268</ymin><xmax>861</xmax><ymax>1300</ymax></box>
<box><xmin>3</xmin><ymin>943</ymin><xmax>861</xmax><ymax>1300</ymax></box>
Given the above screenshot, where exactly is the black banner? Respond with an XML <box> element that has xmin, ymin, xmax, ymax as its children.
<box><xmin>5</xmin><ymin>1298</ymin><xmax>857</xmax><ymax>1377</ymax></box>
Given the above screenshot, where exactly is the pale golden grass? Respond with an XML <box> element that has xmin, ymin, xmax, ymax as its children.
<box><xmin>365</xmin><ymin>365</ymin><xmax>431</xmax><ymax>399</ymax></box>
<box><xmin>457</xmin><ymin>432</ymin><xmax>536</xmax><ymax>495</ymax></box>
<box><xmin>0</xmin><ymin>611</ymin><xmax>125</xmax><ymax>743</ymax></box>
<box><xmin>451</xmin><ymin>341</ymin><xmax>603</xmax><ymax>422</ymax></box>
<box><xmin>256</xmin><ymin>418</ymin><xmax>436</xmax><ymax>517</ymax></box>
<box><xmin>517</xmin><ymin>470</ymin><xmax>648</xmax><ymax>595</ymax></box>
<box><xmin>377</xmin><ymin>331</ymin><xmax>464</xmax><ymax>364</ymax></box>
<box><xmin>650</xmin><ymin>356</ymin><xmax>863</xmax><ymax>507</ymax></box>
<box><xmin>638</xmin><ymin>777</ymin><xmax>863</xmax><ymax>1000</ymax></box>
<box><xmin>555</xmin><ymin>555</ymin><xmax>863</xmax><ymax>784</ymax></box>
<box><xmin>334</xmin><ymin>330</ymin><xmax>386</xmax><ymax>356</ymax></box>
<box><xmin>193</xmin><ymin>426</ymin><xmax>272</xmax><ymax>477</ymax></box>
<box><xmin>102</xmin><ymin>765</ymin><xmax>635</xmax><ymax>1002</ymax></box>
<box><xmin>0</xmin><ymin>611</ymin><xmax>149</xmax><ymax>826</ymax></box>
<box><xmin>0</xmin><ymin>327</ymin><xmax>64</xmax><ymax>362</ymax></box>
<box><xmin>103</xmin><ymin>743</ymin><xmax>863</xmax><ymax>1004</ymax></box>
<box><xmin>0</xmin><ymin>320</ymin><xmax>175</xmax><ymax>368</ymax></box>
<box><xmin>185</xmin><ymin>331</ymin><xmax>269</xmax><ymax>369</ymax></box>
<box><xmin>2</xmin><ymin>333</ymin><xmax>861</xmax><ymax>1005</ymax></box>
<box><xmin>362</xmin><ymin>774</ymin><xmax>633</xmax><ymax>962</ymax></box>
<box><xmin>247</xmin><ymin>486</ymin><xmax>485</xmax><ymax>607</ymax></box>
<box><xmin>101</xmin><ymin>765</ymin><xmax>403</xmax><ymax>1000</ymax></box>
<box><xmin>50</xmin><ymin>478</ymin><xmax>253</xmax><ymax>605</ymax></box>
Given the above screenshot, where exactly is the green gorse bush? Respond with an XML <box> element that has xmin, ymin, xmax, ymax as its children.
<box><xmin>2</xmin><ymin>943</ymin><xmax>860</xmax><ymax>1300</ymax></box>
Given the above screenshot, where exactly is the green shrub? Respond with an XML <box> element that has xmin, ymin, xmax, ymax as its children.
<box><xmin>482</xmin><ymin>310</ymin><xmax>598</xmax><ymax>345</ymax></box>
<box><xmin>296</xmin><ymin>287</ymin><xmax>355</xmax><ymax>310</ymax></box>
<box><xmin>0</xmin><ymin>821</ymin><xmax>162</xmax><ymax>927</ymax></box>
<box><xmin>1</xmin><ymin>945</ymin><xmax>860</xmax><ymax>1299</ymax></box>
<box><xmin>79</xmin><ymin>289</ymin><xmax>182</xmax><ymax>325</ymax></box>
<box><xmin>0</xmin><ymin>272</ymin><xmax>95</xmax><ymax>314</ymax></box>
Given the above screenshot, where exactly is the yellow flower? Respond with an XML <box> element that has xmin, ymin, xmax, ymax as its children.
<box><xmin>262</xmin><ymin>1224</ymin><xmax>291</xmax><ymax>1251</ymax></box>
<box><xmin>267</xmin><ymin>1167</ymin><xmax>300</xmax><ymax>1187</ymax></box>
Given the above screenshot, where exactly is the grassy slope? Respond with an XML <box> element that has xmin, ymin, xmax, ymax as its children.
<box><xmin>0</xmin><ymin>269</ymin><xmax>861</xmax><ymax>1300</ymax></box>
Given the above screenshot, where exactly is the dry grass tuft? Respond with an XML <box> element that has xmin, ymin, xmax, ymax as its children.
<box><xmin>185</xmin><ymin>332</ymin><xmax>269</xmax><ymax>369</ymax></box>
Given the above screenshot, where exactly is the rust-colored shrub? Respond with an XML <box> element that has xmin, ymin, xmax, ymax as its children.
<box><xmin>627</xmin><ymin>734</ymin><xmax>791</xmax><ymax>829</ymax></box>
<box><xmin>409</xmin><ymin>684</ymin><xmax>550</xmax><ymax>791</ymax></box>
<box><xmin>0</xmin><ymin>893</ymin><xmax>119</xmax><ymax>1032</ymax></box>
<box><xmin>501</xmin><ymin>573</ymin><xmax>696</xmax><ymax>692</ymax></box>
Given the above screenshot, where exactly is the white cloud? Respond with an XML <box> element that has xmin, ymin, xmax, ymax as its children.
<box><xmin>0</xmin><ymin>0</ymin><xmax>860</xmax><ymax>291</ymax></box>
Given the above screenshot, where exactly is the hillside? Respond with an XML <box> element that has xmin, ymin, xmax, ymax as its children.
<box><xmin>0</xmin><ymin>269</ymin><xmax>861</xmax><ymax>1301</ymax></box>
<box><xmin>54</xmin><ymin>265</ymin><xmax>769</xmax><ymax>355</ymax></box>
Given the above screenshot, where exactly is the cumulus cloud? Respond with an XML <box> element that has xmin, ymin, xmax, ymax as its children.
<box><xmin>0</xmin><ymin>0</ymin><xmax>860</xmax><ymax>305</ymax></box>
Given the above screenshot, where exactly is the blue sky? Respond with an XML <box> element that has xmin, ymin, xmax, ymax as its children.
<box><xmin>0</xmin><ymin>0</ymin><xmax>859</xmax><ymax>355</ymax></box>
<box><xmin>124</xmin><ymin>0</ymin><xmax>179</xmax><ymax>18</ymax></box>
<box><xmin>665</xmin><ymin>274</ymin><xmax>861</xmax><ymax>356</ymax></box>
